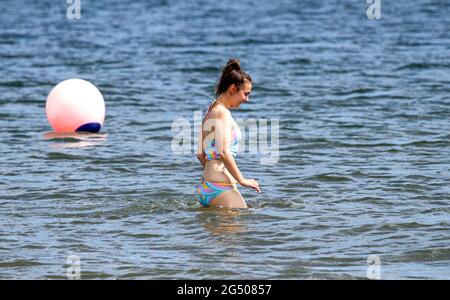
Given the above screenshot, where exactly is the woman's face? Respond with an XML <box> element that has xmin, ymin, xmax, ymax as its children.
<box><xmin>229</xmin><ymin>80</ymin><xmax>252</xmax><ymax>108</ymax></box>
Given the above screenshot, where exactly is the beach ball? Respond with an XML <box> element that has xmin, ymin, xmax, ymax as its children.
<box><xmin>46</xmin><ymin>79</ymin><xmax>105</xmax><ymax>133</ymax></box>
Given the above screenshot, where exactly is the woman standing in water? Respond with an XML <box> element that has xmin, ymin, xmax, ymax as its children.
<box><xmin>196</xmin><ymin>59</ymin><xmax>261</xmax><ymax>208</ymax></box>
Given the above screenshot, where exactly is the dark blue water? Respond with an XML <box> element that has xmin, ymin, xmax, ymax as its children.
<box><xmin>0</xmin><ymin>0</ymin><xmax>449</xmax><ymax>279</ymax></box>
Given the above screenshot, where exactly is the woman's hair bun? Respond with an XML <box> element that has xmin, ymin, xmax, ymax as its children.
<box><xmin>225</xmin><ymin>58</ymin><xmax>241</xmax><ymax>71</ymax></box>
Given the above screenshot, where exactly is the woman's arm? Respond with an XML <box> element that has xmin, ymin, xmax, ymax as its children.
<box><xmin>215</xmin><ymin>110</ymin><xmax>260</xmax><ymax>193</ymax></box>
<box><xmin>215</xmin><ymin>110</ymin><xmax>243</xmax><ymax>181</ymax></box>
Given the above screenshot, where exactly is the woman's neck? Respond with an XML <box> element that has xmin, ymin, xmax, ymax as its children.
<box><xmin>216</xmin><ymin>94</ymin><xmax>232</xmax><ymax>109</ymax></box>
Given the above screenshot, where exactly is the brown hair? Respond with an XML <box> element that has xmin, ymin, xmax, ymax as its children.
<box><xmin>215</xmin><ymin>58</ymin><xmax>252</xmax><ymax>98</ymax></box>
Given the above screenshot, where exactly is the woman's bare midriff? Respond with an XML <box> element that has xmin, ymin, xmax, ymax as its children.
<box><xmin>203</xmin><ymin>159</ymin><xmax>237</xmax><ymax>184</ymax></box>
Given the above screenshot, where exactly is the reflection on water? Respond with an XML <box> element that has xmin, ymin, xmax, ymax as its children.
<box><xmin>198</xmin><ymin>208</ymin><xmax>247</xmax><ymax>236</ymax></box>
<box><xmin>43</xmin><ymin>131</ymin><xmax>108</xmax><ymax>148</ymax></box>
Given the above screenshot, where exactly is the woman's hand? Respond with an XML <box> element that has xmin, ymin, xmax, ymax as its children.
<box><xmin>239</xmin><ymin>178</ymin><xmax>261</xmax><ymax>193</ymax></box>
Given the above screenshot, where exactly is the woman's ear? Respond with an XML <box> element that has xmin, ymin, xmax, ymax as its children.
<box><xmin>228</xmin><ymin>84</ymin><xmax>237</xmax><ymax>95</ymax></box>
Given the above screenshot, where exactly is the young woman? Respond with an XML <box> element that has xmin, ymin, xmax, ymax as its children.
<box><xmin>196</xmin><ymin>59</ymin><xmax>261</xmax><ymax>209</ymax></box>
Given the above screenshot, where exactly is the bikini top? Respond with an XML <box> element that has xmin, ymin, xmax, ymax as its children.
<box><xmin>203</xmin><ymin>100</ymin><xmax>242</xmax><ymax>161</ymax></box>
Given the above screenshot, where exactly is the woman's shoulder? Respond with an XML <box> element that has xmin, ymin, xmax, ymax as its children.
<box><xmin>210</xmin><ymin>104</ymin><xmax>231</xmax><ymax>119</ymax></box>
